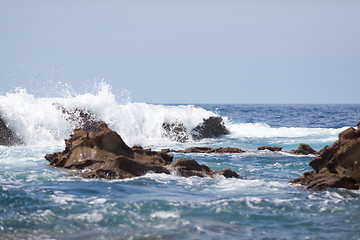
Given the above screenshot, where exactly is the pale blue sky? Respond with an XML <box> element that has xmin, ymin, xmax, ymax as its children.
<box><xmin>0</xmin><ymin>0</ymin><xmax>359</xmax><ymax>103</ymax></box>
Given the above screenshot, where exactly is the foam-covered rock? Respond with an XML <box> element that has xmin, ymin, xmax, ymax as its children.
<box><xmin>0</xmin><ymin>117</ymin><xmax>21</xmax><ymax>146</ymax></box>
<box><xmin>290</xmin><ymin>123</ymin><xmax>360</xmax><ymax>191</ymax></box>
<box><xmin>162</xmin><ymin>116</ymin><xmax>229</xmax><ymax>142</ymax></box>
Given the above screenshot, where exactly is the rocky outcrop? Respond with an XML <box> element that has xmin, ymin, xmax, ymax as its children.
<box><xmin>45</xmin><ymin>123</ymin><xmax>239</xmax><ymax>179</ymax></box>
<box><xmin>172</xmin><ymin>147</ymin><xmax>245</xmax><ymax>154</ymax></box>
<box><xmin>290</xmin><ymin>124</ymin><xmax>360</xmax><ymax>191</ymax></box>
<box><xmin>258</xmin><ymin>146</ymin><xmax>282</xmax><ymax>152</ymax></box>
<box><xmin>162</xmin><ymin>116</ymin><xmax>229</xmax><ymax>142</ymax></box>
<box><xmin>291</xmin><ymin>143</ymin><xmax>318</xmax><ymax>155</ymax></box>
<box><xmin>191</xmin><ymin>116</ymin><xmax>230</xmax><ymax>140</ymax></box>
<box><xmin>0</xmin><ymin>116</ymin><xmax>21</xmax><ymax>146</ymax></box>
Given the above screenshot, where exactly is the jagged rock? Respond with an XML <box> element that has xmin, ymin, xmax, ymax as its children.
<box><xmin>175</xmin><ymin>146</ymin><xmax>245</xmax><ymax>154</ymax></box>
<box><xmin>162</xmin><ymin>116</ymin><xmax>229</xmax><ymax>142</ymax></box>
<box><xmin>0</xmin><ymin>116</ymin><xmax>22</xmax><ymax>146</ymax></box>
<box><xmin>291</xmin><ymin>143</ymin><xmax>318</xmax><ymax>155</ymax></box>
<box><xmin>290</xmin><ymin>123</ymin><xmax>360</xmax><ymax>191</ymax></box>
<box><xmin>191</xmin><ymin>116</ymin><xmax>230</xmax><ymax>140</ymax></box>
<box><xmin>258</xmin><ymin>146</ymin><xmax>282</xmax><ymax>152</ymax></box>
<box><xmin>45</xmin><ymin>124</ymin><xmax>238</xmax><ymax>180</ymax></box>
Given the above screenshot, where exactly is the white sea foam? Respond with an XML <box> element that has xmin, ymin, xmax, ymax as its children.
<box><xmin>0</xmin><ymin>82</ymin><xmax>216</xmax><ymax>147</ymax></box>
<box><xmin>225</xmin><ymin>120</ymin><xmax>346</xmax><ymax>140</ymax></box>
<box><xmin>150</xmin><ymin>211</ymin><xmax>179</xmax><ymax>219</ymax></box>
<box><xmin>0</xmin><ymin>81</ymin><xmax>346</xmax><ymax>149</ymax></box>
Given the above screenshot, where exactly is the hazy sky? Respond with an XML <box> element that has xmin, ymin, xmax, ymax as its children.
<box><xmin>0</xmin><ymin>0</ymin><xmax>359</xmax><ymax>104</ymax></box>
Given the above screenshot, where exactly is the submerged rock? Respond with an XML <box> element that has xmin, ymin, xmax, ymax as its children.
<box><xmin>257</xmin><ymin>146</ymin><xmax>282</xmax><ymax>152</ymax></box>
<box><xmin>290</xmin><ymin>123</ymin><xmax>360</xmax><ymax>191</ymax></box>
<box><xmin>0</xmin><ymin>116</ymin><xmax>22</xmax><ymax>146</ymax></box>
<box><xmin>162</xmin><ymin>116</ymin><xmax>229</xmax><ymax>142</ymax></box>
<box><xmin>291</xmin><ymin>143</ymin><xmax>318</xmax><ymax>155</ymax></box>
<box><xmin>45</xmin><ymin>123</ymin><xmax>239</xmax><ymax>179</ymax></box>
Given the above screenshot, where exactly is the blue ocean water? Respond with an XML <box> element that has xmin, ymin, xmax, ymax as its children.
<box><xmin>1</xmin><ymin>88</ymin><xmax>360</xmax><ymax>239</ymax></box>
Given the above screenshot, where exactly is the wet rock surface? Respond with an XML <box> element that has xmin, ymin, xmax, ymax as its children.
<box><xmin>0</xmin><ymin>117</ymin><xmax>21</xmax><ymax>146</ymax></box>
<box><xmin>45</xmin><ymin>123</ymin><xmax>239</xmax><ymax>179</ymax></box>
<box><xmin>290</xmin><ymin>143</ymin><xmax>318</xmax><ymax>155</ymax></box>
<box><xmin>191</xmin><ymin>116</ymin><xmax>230</xmax><ymax>140</ymax></box>
<box><xmin>290</xmin><ymin>124</ymin><xmax>360</xmax><ymax>191</ymax></box>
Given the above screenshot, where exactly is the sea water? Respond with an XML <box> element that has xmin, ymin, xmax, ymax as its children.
<box><xmin>1</xmin><ymin>83</ymin><xmax>360</xmax><ymax>239</ymax></box>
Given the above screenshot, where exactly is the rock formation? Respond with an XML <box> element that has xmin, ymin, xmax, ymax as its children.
<box><xmin>291</xmin><ymin>143</ymin><xmax>318</xmax><ymax>155</ymax></box>
<box><xmin>162</xmin><ymin>116</ymin><xmax>229</xmax><ymax>142</ymax></box>
<box><xmin>0</xmin><ymin>116</ymin><xmax>21</xmax><ymax>146</ymax></box>
<box><xmin>290</xmin><ymin>123</ymin><xmax>360</xmax><ymax>191</ymax></box>
<box><xmin>257</xmin><ymin>146</ymin><xmax>282</xmax><ymax>152</ymax></box>
<box><xmin>191</xmin><ymin>116</ymin><xmax>230</xmax><ymax>140</ymax></box>
<box><xmin>45</xmin><ymin>123</ymin><xmax>239</xmax><ymax>179</ymax></box>
<box><xmin>171</xmin><ymin>147</ymin><xmax>245</xmax><ymax>154</ymax></box>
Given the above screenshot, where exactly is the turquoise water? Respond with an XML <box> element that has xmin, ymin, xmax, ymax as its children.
<box><xmin>1</xmin><ymin>102</ymin><xmax>360</xmax><ymax>239</ymax></box>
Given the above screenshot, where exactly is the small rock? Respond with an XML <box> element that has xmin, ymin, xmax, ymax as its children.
<box><xmin>291</xmin><ymin>143</ymin><xmax>318</xmax><ymax>155</ymax></box>
<box><xmin>258</xmin><ymin>146</ymin><xmax>282</xmax><ymax>152</ymax></box>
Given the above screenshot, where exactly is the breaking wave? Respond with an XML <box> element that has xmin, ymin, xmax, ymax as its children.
<box><xmin>0</xmin><ymin>81</ymin><xmax>346</xmax><ymax>149</ymax></box>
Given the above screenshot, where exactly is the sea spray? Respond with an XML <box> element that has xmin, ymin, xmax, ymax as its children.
<box><xmin>0</xmin><ymin>81</ymin><xmax>349</xmax><ymax>149</ymax></box>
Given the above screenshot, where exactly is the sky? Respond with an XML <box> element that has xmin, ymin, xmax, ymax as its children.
<box><xmin>0</xmin><ymin>0</ymin><xmax>359</xmax><ymax>104</ymax></box>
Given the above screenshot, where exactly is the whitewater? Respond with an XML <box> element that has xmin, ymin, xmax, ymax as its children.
<box><xmin>1</xmin><ymin>82</ymin><xmax>360</xmax><ymax>239</ymax></box>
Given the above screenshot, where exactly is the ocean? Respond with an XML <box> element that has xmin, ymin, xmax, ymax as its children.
<box><xmin>1</xmin><ymin>83</ymin><xmax>360</xmax><ymax>239</ymax></box>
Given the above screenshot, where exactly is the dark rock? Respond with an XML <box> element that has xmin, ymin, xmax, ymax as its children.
<box><xmin>176</xmin><ymin>146</ymin><xmax>245</xmax><ymax>154</ymax></box>
<box><xmin>0</xmin><ymin>116</ymin><xmax>22</xmax><ymax>146</ymax></box>
<box><xmin>192</xmin><ymin>117</ymin><xmax>230</xmax><ymax>140</ymax></box>
<box><xmin>258</xmin><ymin>146</ymin><xmax>282</xmax><ymax>152</ymax></box>
<box><xmin>211</xmin><ymin>147</ymin><xmax>245</xmax><ymax>154</ymax></box>
<box><xmin>162</xmin><ymin>116</ymin><xmax>229</xmax><ymax>142</ymax></box>
<box><xmin>291</xmin><ymin>143</ymin><xmax>318</xmax><ymax>155</ymax></box>
<box><xmin>290</xmin><ymin>125</ymin><xmax>360</xmax><ymax>191</ymax></box>
<box><xmin>171</xmin><ymin>158</ymin><xmax>215</xmax><ymax>178</ymax></box>
<box><xmin>179</xmin><ymin>147</ymin><xmax>214</xmax><ymax>153</ymax></box>
<box><xmin>219</xmin><ymin>168</ymin><xmax>240</xmax><ymax>178</ymax></box>
<box><xmin>45</xmin><ymin>124</ymin><xmax>238</xmax><ymax>180</ymax></box>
